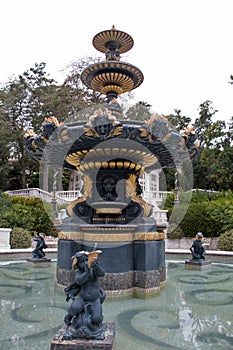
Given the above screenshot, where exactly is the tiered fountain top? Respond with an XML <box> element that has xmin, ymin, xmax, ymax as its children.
<box><xmin>92</xmin><ymin>25</ymin><xmax>134</xmax><ymax>54</ymax></box>
<box><xmin>81</xmin><ymin>25</ymin><xmax>144</xmax><ymax>101</ymax></box>
<box><xmin>24</xmin><ymin>26</ymin><xmax>200</xmax><ymax>172</ymax></box>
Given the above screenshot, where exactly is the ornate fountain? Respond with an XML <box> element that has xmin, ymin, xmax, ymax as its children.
<box><xmin>24</xmin><ymin>26</ymin><xmax>199</xmax><ymax>296</ymax></box>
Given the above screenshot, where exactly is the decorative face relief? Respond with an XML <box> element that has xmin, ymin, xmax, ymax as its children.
<box><xmin>98</xmin><ymin>174</ymin><xmax>118</xmax><ymax>201</ymax></box>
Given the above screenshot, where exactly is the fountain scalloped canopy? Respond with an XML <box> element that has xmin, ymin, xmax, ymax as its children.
<box><xmin>81</xmin><ymin>25</ymin><xmax>144</xmax><ymax>100</ymax></box>
<box><xmin>24</xmin><ymin>26</ymin><xmax>199</xmax><ymax>173</ymax></box>
<box><xmin>92</xmin><ymin>25</ymin><xmax>134</xmax><ymax>54</ymax></box>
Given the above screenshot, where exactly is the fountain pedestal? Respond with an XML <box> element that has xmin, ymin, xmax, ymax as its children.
<box><xmin>185</xmin><ymin>260</ymin><xmax>212</xmax><ymax>269</ymax></box>
<box><xmin>27</xmin><ymin>257</ymin><xmax>51</xmax><ymax>265</ymax></box>
<box><xmin>57</xmin><ymin>216</ymin><xmax>166</xmax><ymax>296</ymax></box>
<box><xmin>50</xmin><ymin>323</ymin><xmax>115</xmax><ymax>350</ymax></box>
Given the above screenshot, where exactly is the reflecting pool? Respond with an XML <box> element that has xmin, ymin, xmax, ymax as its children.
<box><xmin>0</xmin><ymin>260</ymin><xmax>232</xmax><ymax>350</ymax></box>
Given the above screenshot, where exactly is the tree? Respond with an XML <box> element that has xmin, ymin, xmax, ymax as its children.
<box><xmin>0</xmin><ymin>63</ymin><xmax>55</xmax><ymax>189</ymax></box>
<box><xmin>0</xmin><ymin>59</ymin><xmax>106</xmax><ymax>191</ymax></box>
<box><xmin>62</xmin><ymin>57</ymin><xmax>105</xmax><ymax>114</ymax></box>
<box><xmin>215</xmin><ymin>116</ymin><xmax>233</xmax><ymax>190</ymax></box>
<box><xmin>192</xmin><ymin>100</ymin><xmax>233</xmax><ymax>190</ymax></box>
<box><xmin>166</xmin><ymin>109</ymin><xmax>192</xmax><ymax>131</ymax></box>
<box><xmin>194</xmin><ymin>100</ymin><xmax>225</xmax><ymax>147</ymax></box>
<box><xmin>163</xmin><ymin>103</ymin><xmax>232</xmax><ymax>192</ymax></box>
<box><xmin>0</xmin><ymin>122</ymin><xmax>12</xmax><ymax>189</ymax></box>
<box><xmin>124</xmin><ymin>101</ymin><xmax>152</xmax><ymax>121</ymax></box>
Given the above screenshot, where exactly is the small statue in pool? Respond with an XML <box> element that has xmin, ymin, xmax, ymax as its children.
<box><xmin>62</xmin><ymin>250</ymin><xmax>106</xmax><ymax>340</ymax></box>
<box><xmin>32</xmin><ymin>232</ymin><xmax>48</xmax><ymax>259</ymax></box>
<box><xmin>190</xmin><ymin>232</ymin><xmax>206</xmax><ymax>260</ymax></box>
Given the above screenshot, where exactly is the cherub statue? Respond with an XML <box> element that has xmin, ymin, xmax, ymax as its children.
<box><xmin>190</xmin><ymin>232</ymin><xmax>206</xmax><ymax>260</ymax></box>
<box><xmin>62</xmin><ymin>250</ymin><xmax>106</xmax><ymax>340</ymax></box>
<box><xmin>32</xmin><ymin>232</ymin><xmax>48</xmax><ymax>259</ymax></box>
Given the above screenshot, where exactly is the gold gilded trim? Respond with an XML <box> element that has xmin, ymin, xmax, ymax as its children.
<box><xmin>96</xmin><ymin>208</ymin><xmax>122</xmax><ymax>214</ymax></box>
<box><xmin>83</xmin><ymin>174</ymin><xmax>93</xmax><ymax>197</ymax></box>
<box><xmin>81</xmin><ymin>61</ymin><xmax>144</xmax><ymax>95</ymax></box>
<box><xmin>80</xmin><ymin>226</ymin><xmax>135</xmax><ymax>232</ymax></box>
<box><xmin>58</xmin><ymin>232</ymin><xmax>84</xmax><ymax>240</ymax></box>
<box><xmin>66</xmin><ymin>196</ymin><xmax>86</xmax><ymax>217</ymax></box>
<box><xmin>65</xmin><ymin>150</ymin><xmax>88</xmax><ymax>170</ymax></box>
<box><xmin>84</xmin><ymin>233</ymin><xmax>133</xmax><ymax>242</ymax></box>
<box><xmin>134</xmin><ymin>232</ymin><xmax>165</xmax><ymax>241</ymax></box>
<box><xmin>92</xmin><ymin>26</ymin><xmax>134</xmax><ymax>54</ymax></box>
<box><xmin>126</xmin><ymin>174</ymin><xmax>137</xmax><ymax>197</ymax></box>
<box><xmin>125</xmin><ymin>175</ymin><xmax>152</xmax><ymax>217</ymax></box>
<box><xmin>59</xmin><ymin>231</ymin><xmax>132</xmax><ymax>242</ymax></box>
<box><xmin>58</xmin><ymin>231</ymin><xmax>165</xmax><ymax>242</ymax></box>
<box><xmin>102</xmin><ymin>85</ymin><xmax>124</xmax><ymax>95</ymax></box>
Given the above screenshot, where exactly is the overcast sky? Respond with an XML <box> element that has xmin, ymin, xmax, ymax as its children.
<box><xmin>1</xmin><ymin>0</ymin><xmax>232</xmax><ymax>123</ymax></box>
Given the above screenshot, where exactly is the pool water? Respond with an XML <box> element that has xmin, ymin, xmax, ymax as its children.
<box><xmin>0</xmin><ymin>260</ymin><xmax>232</xmax><ymax>350</ymax></box>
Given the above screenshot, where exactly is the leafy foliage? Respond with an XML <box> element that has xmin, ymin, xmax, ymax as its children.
<box><xmin>10</xmin><ymin>227</ymin><xmax>32</xmax><ymax>249</ymax></box>
<box><xmin>0</xmin><ymin>63</ymin><xmax>55</xmax><ymax>190</ymax></box>
<box><xmin>206</xmin><ymin>198</ymin><xmax>233</xmax><ymax>233</ymax></box>
<box><xmin>191</xmin><ymin>100</ymin><xmax>233</xmax><ymax>191</ymax></box>
<box><xmin>166</xmin><ymin>224</ymin><xmax>184</xmax><ymax>239</ymax></box>
<box><xmin>164</xmin><ymin>190</ymin><xmax>233</xmax><ymax>238</ymax></box>
<box><xmin>0</xmin><ymin>195</ymin><xmax>58</xmax><ymax>237</ymax></box>
<box><xmin>63</xmin><ymin>57</ymin><xmax>105</xmax><ymax>108</ymax></box>
<box><xmin>0</xmin><ymin>192</ymin><xmax>12</xmax><ymax>227</ymax></box>
<box><xmin>166</xmin><ymin>109</ymin><xmax>192</xmax><ymax>131</ymax></box>
<box><xmin>217</xmin><ymin>229</ymin><xmax>233</xmax><ymax>251</ymax></box>
<box><xmin>125</xmin><ymin>101</ymin><xmax>152</xmax><ymax>121</ymax></box>
<box><xmin>0</xmin><ymin>60</ymin><xmax>105</xmax><ymax>191</ymax></box>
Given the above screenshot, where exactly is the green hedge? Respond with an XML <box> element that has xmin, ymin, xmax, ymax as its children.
<box><xmin>180</xmin><ymin>202</ymin><xmax>214</xmax><ymax>237</ymax></box>
<box><xmin>166</xmin><ymin>224</ymin><xmax>184</xmax><ymax>239</ymax></box>
<box><xmin>217</xmin><ymin>229</ymin><xmax>233</xmax><ymax>251</ymax></box>
<box><xmin>0</xmin><ymin>192</ymin><xmax>12</xmax><ymax>227</ymax></box>
<box><xmin>164</xmin><ymin>191</ymin><xmax>233</xmax><ymax>238</ymax></box>
<box><xmin>10</xmin><ymin>227</ymin><xmax>32</xmax><ymax>249</ymax></box>
<box><xmin>206</xmin><ymin>199</ymin><xmax>233</xmax><ymax>233</ymax></box>
<box><xmin>0</xmin><ymin>194</ymin><xmax>59</xmax><ymax>237</ymax></box>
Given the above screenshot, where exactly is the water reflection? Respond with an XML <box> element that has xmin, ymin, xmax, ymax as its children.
<box><xmin>0</xmin><ymin>260</ymin><xmax>232</xmax><ymax>350</ymax></box>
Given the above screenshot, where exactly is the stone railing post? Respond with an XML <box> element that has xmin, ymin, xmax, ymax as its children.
<box><xmin>0</xmin><ymin>228</ymin><xmax>12</xmax><ymax>249</ymax></box>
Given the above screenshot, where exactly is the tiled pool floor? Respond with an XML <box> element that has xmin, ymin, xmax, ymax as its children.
<box><xmin>0</xmin><ymin>260</ymin><xmax>232</xmax><ymax>350</ymax></box>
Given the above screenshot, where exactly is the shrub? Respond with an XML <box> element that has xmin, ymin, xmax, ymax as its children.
<box><xmin>217</xmin><ymin>229</ymin><xmax>233</xmax><ymax>251</ymax></box>
<box><xmin>10</xmin><ymin>227</ymin><xmax>32</xmax><ymax>249</ymax></box>
<box><xmin>0</xmin><ymin>192</ymin><xmax>12</xmax><ymax>227</ymax></box>
<box><xmin>179</xmin><ymin>202</ymin><xmax>214</xmax><ymax>237</ymax></box>
<box><xmin>164</xmin><ymin>192</ymin><xmax>233</xmax><ymax>238</ymax></box>
<box><xmin>6</xmin><ymin>196</ymin><xmax>59</xmax><ymax>237</ymax></box>
<box><xmin>167</xmin><ymin>202</ymin><xmax>213</xmax><ymax>238</ymax></box>
<box><xmin>166</xmin><ymin>224</ymin><xmax>184</xmax><ymax>239</ymax></box>
<box><xmin>57</xmin><ymin>203</ymin><xmax>68</xmax><ymax>211</ymax></box>
<box><xmin>206</xmin><ymin>199</ymin><xmax>233</xmax><ymax>234</ymax></box>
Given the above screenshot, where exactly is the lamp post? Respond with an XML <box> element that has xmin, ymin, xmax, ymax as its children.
<box><xmin>174</xmin><ymin>168</ymin><xmax>180</xmax><ymax>205</ymax></box>
<box><xmin>51</xmin><ymin>167</ymin><xmax>59</xmax><ymax>218</ymax></box>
